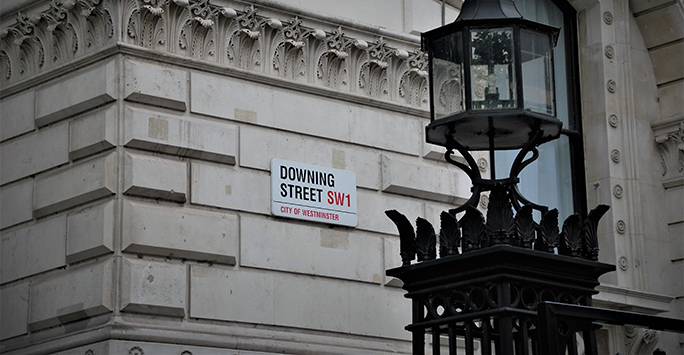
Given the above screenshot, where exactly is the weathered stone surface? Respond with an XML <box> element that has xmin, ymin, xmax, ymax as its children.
<box><xmin>0</xmin><ymin>178</ymin><xmax>33</xmax><ymax>230</ymax></box>
<box><xmin>349</xmin><ymin>106</ymin><xmax>422</xmax><ymax>155</ymax></box>
<box><xmin>190</xmin><ymin>162</ymin><xmax>269</xmax><ymax>214</ymax></box>
<box><xmin>0</xmin><ymin>281</ymin><xmax>29</xmax><ymax>340</ymax></box>
<box><xmin>120</xmin><ymin>258</ymin><xmax>186</xmax><ymax>317</ymax></box>
<box><xmin>29</xmin><ymin>258</ymin><xmax>113</xmax><ymax>331</ymax></box>
<box><xmin>240</xmin><ymin>215</ymin><xmax>383</xmax><ymax>283</ymax></box>
<box><xmin>658</xmin><ymin>81</ymin><xmax>684</xmax><ymax>119</ymax></box>
<box><xmin>348</xmin><ymin>282</ymin><xmax>410</xmax><ymax>339</ymax></box>
<box><xmin>0</xmin><ymin>90</ymin><xmax>34</xmax><ymax>142</ymax></box>
<box><xmin>0</xmin><ymin>123</ymin><xmax>69</xmax><ymax>185</ymax></box>
<box><xmin>124</xmin><ymin>59</ymin><xmax>187</xmax><ymax>111</ymax></box>
<box><xmin>635</xmin><ymin>5</ymin><xmax>684</xmax><ymax>49</ymax></box>
<box><xmin>0</xmin><ymin>215</ymin><xmax>66</xmax><ymax>284</ymax></box>
<box><xmin>650</xmin><ymin>41</ymin><xmax>684</xmax><ymax>85</ymax></box>
<box><xmin>124</xmin><ymin>151</ymin><xmax>188</xmax><ymax>202</ymax></box>
<box><xmin>190</xmin><ymin>72</ymin><xmax>275</xmax><ymax>125</ymax></box>
<box><xmin>35</xmin><ymin>60</ymin><xmax>118</xmax><ymax>127</ymax></box>
<box><xmin>190</xmin><ymin>265</ymin><xmax>274</xmax><ymax>325</ymax></box>
<box><xmin>189</xmin><ymin>265</ymin><xmax>409</xmax><ymax>339</ymax></box>
<box><xmin>383</xmin><ymin>237</ymin><xmax>403</xmax><ymax>287</ymax></box>
<box><xmin>69</xmin><ymin>105</ymin><xmax>117</xmax><ymax>161</ymax></box>
<box><xmin>381</xmin><ymin>154</ymin><xmax>469</xmax><ymax>203</ymax></box>
<box><xmin>239</xmin><ymin>125</ymin><xmax>381</xmax><ymax>190</ymax></box>
<box><xmin>33</xmin><ymin>152</ymin><xmax>117</xmax><ymax>218</ymax></box>
<box><xmin>122</xmin><ymin>200</ymin><xmax>237</xmax><ymax>265</ymax></box>
<box><xmin>123</xmin><ymin>106</ymin><xmax>237</xmax><ymax>164</ymax></box>
<box><xmin>67</xmin><ymin>200</ymin><xmax>115</xmax><ymax>264</ymax></box>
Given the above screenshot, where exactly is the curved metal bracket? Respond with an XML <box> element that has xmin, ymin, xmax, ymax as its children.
<box><xmin>443</xmin><ymin>125</ymin><xmax>552</xmax><ymax>215</ymax></box>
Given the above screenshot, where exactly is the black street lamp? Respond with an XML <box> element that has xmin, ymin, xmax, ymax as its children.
<box><xmin>423</xmin><ymin>0</ymin><xmax>563</xmax><ymax>213</ymax></box>
<box><xmin>384</xmin><ymin>1</ymin><xmax>684</xmax><ymax>354</ymax></box>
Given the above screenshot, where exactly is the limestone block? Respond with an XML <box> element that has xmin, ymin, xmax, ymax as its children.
<box><xmin>273</xmin><ymin>88</ymin><xmax>351</xmax><ymax>143</ymax></box>
<box><xmin>69</xmin><ymin>104</ymin><xmax>117</xmax><ymax>161</ymax></box>
<box><xmin>0</xmin><ymin>178</ymin><xmax>33</xmax><ymax>229</ymax></box>
<box><xmin>665</xmin><ymin>185</ymin><xmax>684</xmax><ymax>224</ymax></box>
<box><xmin>383</xmin><ymin>237</ymin><xmax>403</xmax><ymax>287</ymax></box>
<box><xmin>273</xmin><ymin>273</ymin><xmax>349</xmax><ymax>332</ymax></box>
<box><xmin>0</xmin><ymin>282</ymin><xmax>29</xmax><ymax>340</ymax></box>
<box><xmin>190</xmin><ymin>265</ymin><xmax>274</xmax><ymax>324</ymax></box>
<box><xmin>190</xmin><ymin>265</ymin><xmax>410</xmax><ymax>339</ymax></box>
<box><xmin>190</xmin><ymin>162</ymin><xmax>269</xmax><ymax>214</ymax></box>
<box><xmin>349</xmin><ymin>106</ymin><xmax>422</xmax><ymax>155</ymax></box>
<box><xmin>124</xmin><ymin>152</ymin><xmax>187</xmax><ymax>202</ymax></box>
<box><xmin>240</xmin><ymin>215</ymin><xmax>383</xmax><ymax>283</ymax></box>
<box><xmin>33</xmin><ymin>152</ymin><xmax>117</xmax><ymax>218</ymax></box>
<box><xmin>120</xmin><ymin>258</ymin><xmax>186</xmax><ymax>317</ymax></box>
<box><xmin>67</xmin><ymin>200</ymin><xmax>115</xmax><ymax>264</ymax></box>
<box><xmin>650</xmin><ymin>41</ymin><xmax>684</xmax><ymax>85</ymax></box>
<box><xmin>29</xmin><ymin>258</ymin><xmax>113</xmax><ymax>331</ymax></box>
<box><xmin>0</xmin><ymin>215</ymin><xmax>66</xmax><ymax>284</ymax></box>
<box><xmin>190</xmin><ymin>72</ymin><xmax>275</xmax><ymax>126</ymax></box>
<box><xmin>122</xmin><ymin>200</ymin><xmax>237</xmax><ymax>265</ymax></box>
<box><xmin>381</xmin><ymin>154</ymin><xmax>469</xmax><ymax>203</ymax></box>
<box><xmin>355</xmin><ymin>188</ymin><xmax>424</xmax><ymax>235</ymax></box>
<box><xmin>123</xmin><ymin>106</ymin><xmax>237</xmax><ymax>164</ymax></box>
<box><xmin>35</xmin><ymin>59</ymin><xmax>118</xmax><ymax>127</ymax></box>
<box><xmin>348</xmin><ymin>283</ymin><xmax>410</xmax><ymax>340</ymax></box>
<box><xmin>239</xmin><ymin>125</ymin><xmax>381</xmax><ymax>190</ymax></box>
<box><xmin>658</xmin><ymin>81</ymin><xmax>684</xmax><ymax>119</ymax></box>
<box><xmin>124</xmin><ymin>59</ymin><xmax>187</xmax><ymax>111</ymax></box>
<box><xmin>0</xmin><ymin>122</ymin><xmax>69</xmax><ymax>185</ymax></box>
<box><xmin>0</xmin><ymin>90</ymin><xmax>34</xmax><ymax>142</ymax></box>
<box><xmin>635</xmin><ymin>6</ymin><xmax>684</xmax><ymax>49</ymax></box>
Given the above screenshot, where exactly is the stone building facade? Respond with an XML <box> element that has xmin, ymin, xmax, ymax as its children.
<box><xmin>0</xmin><ymin>0</ymin><xmax>681</xmax><ymax>354</ymax></box>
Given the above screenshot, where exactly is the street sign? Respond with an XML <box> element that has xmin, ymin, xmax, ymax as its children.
<box><xmin>271</xmin><ymin>159</ymin><xmax>357</xmax><ymax>227</ymax></box>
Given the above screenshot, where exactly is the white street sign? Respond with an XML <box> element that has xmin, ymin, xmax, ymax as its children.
<box><xmin>271</xmin><ymin>159</ymin><xmax>357</xmax><ymax>227</ymax></box>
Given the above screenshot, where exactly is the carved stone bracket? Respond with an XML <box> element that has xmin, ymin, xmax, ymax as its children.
<box><xmin>652</xmin><ymin>117</ymin><xmax>684</xmax><ymax>188</ymax></box>
<box><xmin>1</xmin><ymin>0</ymin><xmax>429</xmax><ymax>109</ymax></box>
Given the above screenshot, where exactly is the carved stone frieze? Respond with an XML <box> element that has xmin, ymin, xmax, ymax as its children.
<box><xmin>653</xmin><ymin>119</ymin><xmax>684</xmax><ymax>186</ymax></box>
<box><xmin>1</xmin><ymin>0</ymin><xmax>428</xmax><ymax>110</ymax></box>
<box><xmin>1</xmin><ymin>0</ymin><xmax>116</xmax><ymax>83</ymax></box>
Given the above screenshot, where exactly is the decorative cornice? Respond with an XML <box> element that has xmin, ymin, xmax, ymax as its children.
<box><xmin>1</xmin><ymin>0</ymin><xmax>429</xmax><ymax>112</ymax></box>
<box><xmin>652</xmin><ymin>115</ymin><xmax>684</xmax><ymax>188</ymax></box>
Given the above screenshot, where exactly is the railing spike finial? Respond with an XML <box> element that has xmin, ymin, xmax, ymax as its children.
<box><xmin>416</xmin><ymin>217</ymin><xmax>437</xmax><ymax>261</ymax></box>
<box><xmin>385</xmin><ymin>210</ymin><xmax>416</xmax><ymax>265</ymax></box>
<box><xmin>439</xmin><ymin>211</ymin><xmax>461</xmax><ymax>257</ymax></box>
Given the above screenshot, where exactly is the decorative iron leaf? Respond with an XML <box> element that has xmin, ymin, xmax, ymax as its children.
<box><xmin>514</xmin><ymin>205</ymin><xmax>536</xmax><ymax>248</ymax></box>
<box><xmin>582</xmin><ymin>204</ymin><xmax>610</xmax><ymax>261</ymax></box>
<box><xmin>460</xmin><ymin>206</ymin><xmax>485</xmax><ymax>252</ymax></box>
<box><xmin>385</xmin><ymin>210</ymin><xmax>415</xmax><ymax>266</ymax></box>
<box><xmin>559</xmin><ymin>214</ymin><xmax>582</xmax><ymax>257</ymax></box>
<box><xmin>535</xmin><ymin>209</ymin><xmax>559</xmax><ymax>253</ymax></box>
<box><xmin>486</xmin><ymin>186</ymin><xmax>514</xmax><ymax>246</ymax></box>
<box><xmin>439</xmin><ymin>211</ymin><xmax>461</xmax><ymax>257</ymax></box>
<box><xmin>416</xmin><ymin>217</ymin><xmax>437</xmax><ymax>261</ymax></box>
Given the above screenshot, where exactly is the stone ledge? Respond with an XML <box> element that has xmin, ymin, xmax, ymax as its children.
<box><xmin>33</xmin><ymin>152</ymin><xmax>118</xmax><ymax>218</ymax></box>
<box><xmin>124</xmin><ymin>106</ymin><xmax>237</xmax><ymax>165</ymax></box>
<box><xmin>28</xmin><ymin>258</ymin><xmax>114</xmax><ymax>332</ymax></box>
<box><xmin>121</xmin><ymin>200</ymin><xmax>238</xmax><ymax>265</ymax></box>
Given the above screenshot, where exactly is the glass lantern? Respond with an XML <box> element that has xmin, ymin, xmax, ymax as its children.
<box><xmin>423</xmin><ymin>0</ymin><xmax>561</xmax><ymax>150</ymax></box>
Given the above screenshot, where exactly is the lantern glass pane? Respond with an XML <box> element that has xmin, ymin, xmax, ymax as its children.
<box><xmin>470</xmin><ymin>28</ymin><xmax>516</xmax><ymax>110</ymax></box>
<box><xmin>521</xmin><ymin>29</ymin><xmax>555</xmax><ymax>115</ymax></box>
<box><xmin>431</xmin><ymin>32</ymin><xmax>465</xmax><ymax>119</ymax></box>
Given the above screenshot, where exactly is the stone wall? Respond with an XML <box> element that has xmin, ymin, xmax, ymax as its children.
<box><xmin>1</xmin><ymin>0</ymin><xmax>682</xmax><ymax>353</ymax></box>
<box><xmin>0</xmin><ymin>0</ymin><xmax>476</xmax><ymax>353</ymax></box>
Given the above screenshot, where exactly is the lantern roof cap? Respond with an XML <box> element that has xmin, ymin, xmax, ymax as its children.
<box><xmin>456</xmin><ymin>0</ymin><xmax>522</xmax><ymax>21</ymax></box>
